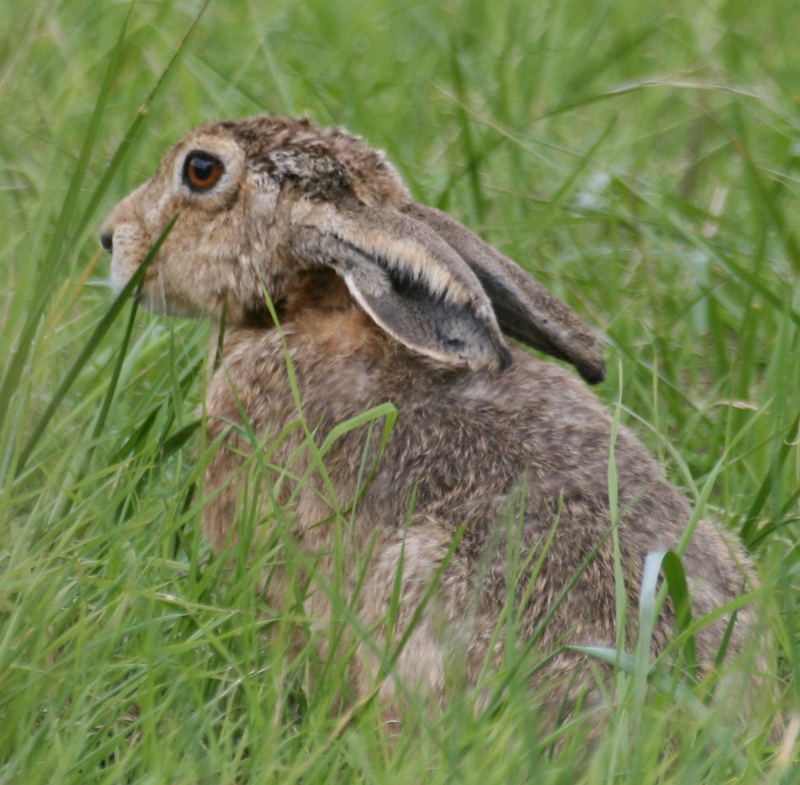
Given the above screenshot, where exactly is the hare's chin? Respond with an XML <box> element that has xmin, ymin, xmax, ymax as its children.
<box><xmin>109</xmin><ymin>255</ymin><xmax>153</xmax><ymax>300</ymax></box>
<box><xmin>108</xmin><ymin>262</ymin><xmax>132</xmax><ymax>295</ymax></box>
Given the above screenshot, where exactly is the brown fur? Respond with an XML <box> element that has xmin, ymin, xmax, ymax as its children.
<box><xmin>101</xmin><ymin>114</ymin><xmax>758</xmax><ymax>716</ymax></box>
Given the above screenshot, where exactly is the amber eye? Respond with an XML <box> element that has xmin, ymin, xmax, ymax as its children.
<box><xmin>183</xmin><ymin>151</ymin><xmax>224</xmax><ymax>191</ymax></box>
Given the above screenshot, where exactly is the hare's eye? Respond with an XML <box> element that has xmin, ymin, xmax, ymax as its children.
<box><xmin>183</xmin><ymin>151</ymin><xmax>224</xmax><ymax>191</ymax></box>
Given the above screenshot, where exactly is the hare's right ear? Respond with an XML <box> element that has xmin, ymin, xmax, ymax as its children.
<box><xmin>282</xmin><ymin>195</ymin><xmax>512</xmax><ymax>371</ymax></box>
<box><xmin>403</xmin><ymin>204</ymin><xmax>605</xmax><ymax>384</ymax></box>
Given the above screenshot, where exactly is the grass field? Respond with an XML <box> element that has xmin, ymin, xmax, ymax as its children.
<box><xmin>2</xmin><ymin>0</ymin><xmax>799</xmax><ymax>782</ymax></box>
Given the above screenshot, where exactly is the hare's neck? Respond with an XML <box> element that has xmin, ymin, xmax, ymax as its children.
<box><xmin>211</xmin><ymin>268</ymin><xmax>387</xmax><ymax>366</ymax></box>
<box><xmin>279</xmin><ymin>269</ymin><xmax>387</xmax><ymax>359</ymax></box>
<box><xmin>279</xmin><ymin>268</ymin><xmax>353</xmax><ymax>318</ymax></box>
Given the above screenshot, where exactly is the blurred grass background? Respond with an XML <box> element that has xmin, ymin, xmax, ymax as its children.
<box><xmin>1</xmin><ymin>0</ymin><xmax>799</xmax><ymax>782</ymax></box>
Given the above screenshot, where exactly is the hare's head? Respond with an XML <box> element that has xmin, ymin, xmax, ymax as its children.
<box><xmin>101</xmin><ymin>114</ymin><xmax>605</xmax><ymax>382</ymax></box>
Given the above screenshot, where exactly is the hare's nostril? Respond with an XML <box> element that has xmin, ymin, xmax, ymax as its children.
<box><xmin>100</xmin><ymin>231</ymin><xmax>113</xmax><ymax>253</ymax></box>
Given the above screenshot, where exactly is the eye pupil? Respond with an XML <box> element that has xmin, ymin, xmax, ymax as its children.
<box><xmin>191</xmin><ymin>157</ymin><xmax>214</xmax><ymax>181</ymax></box>
<box><xmin>183</xmin><ymin>151</ymin><xmax>224</xmax><ymax>191</ymax></box>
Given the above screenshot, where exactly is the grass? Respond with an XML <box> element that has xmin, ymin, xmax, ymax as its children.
<box><xmin>1</xmin><ymin>0</ymin><xmax>799</xmax><ymax>782</ymax></box>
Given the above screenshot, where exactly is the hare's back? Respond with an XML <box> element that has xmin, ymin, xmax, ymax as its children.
<box><xmin>351</xmin><ymin>347</ymin><xmax>684</xmax><ymax>545</ymax></box>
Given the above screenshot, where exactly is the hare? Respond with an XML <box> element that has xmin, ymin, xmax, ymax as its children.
<box><xmin>101</xmin><ymin>114</ymin><xmax>756</xmax><ymax>713</ymax></box>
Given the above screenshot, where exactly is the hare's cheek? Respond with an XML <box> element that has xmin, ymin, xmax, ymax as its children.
<box><xmin>108</xmin><ymin>223</ymin><xmax>153</xmax><ymax>294</ymax></box>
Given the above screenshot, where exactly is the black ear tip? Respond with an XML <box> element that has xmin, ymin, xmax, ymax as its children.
<box><xmin>579</xmin><ymin>360</ymin><xmax>606</xmax><ymax>385</ymax></box>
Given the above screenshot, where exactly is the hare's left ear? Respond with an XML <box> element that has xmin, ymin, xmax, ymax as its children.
<box><xmin>284</xmin><ymin>197</ymin><xmax>512</xmax><ymax>371</ymax></box>
<box><xmin>403</xmin><ymin>204</ymin><xmax>606</xmax><ymax>384</ymax></box>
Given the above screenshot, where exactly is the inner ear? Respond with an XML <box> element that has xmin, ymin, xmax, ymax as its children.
<box><xmin>286</xmin><ymin>202</ymin><xmax>512</xmax><ymax>370</ymax></box>
<box><xmin>350</xmin><ymin>248</ymin><xmax>511</xmax><ymax>369</ymax></box>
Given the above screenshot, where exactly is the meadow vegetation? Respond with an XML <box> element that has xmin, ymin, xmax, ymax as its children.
<box><xmin>1</xmin><ymin>0</ymin><xmax>799</xmax><ymax>782</ymax></box>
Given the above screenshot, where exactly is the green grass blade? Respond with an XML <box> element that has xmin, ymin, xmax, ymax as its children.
<box><xmin>16</xmin><ymin>216</ymin><xmax>177</xmax><ymax>475</ymax></box>
<box><xmin>69</xmin><ymin>0</ymin><xmax>212</xmax><ymax>245</ymax></box>
<box><xmin>660</xmin><ymin>551</ymin><xmax>698</xmax><ymax>679</ymax></box>
<box><xmin>0</xmin><ymin>7</ymin><xmax>132</xmax><ymax>439</ymax></box>
<box><xmin>90</xmin><ymin>287</ymin><xmax>142</xmax><ymax>443</ymax></box>
<box><xmin>740</xmin><ymin>409</ymin><xmax>800</xmax><ymax>546</ymax></box>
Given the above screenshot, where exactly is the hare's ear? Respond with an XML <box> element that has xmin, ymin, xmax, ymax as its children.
<box><xmin>403</xmin><ymin>204</ymin><xmax>605</xmax><ymax>384</ymax></box>
<box><xmin>286</xmin><ymin>199</ymin><xmax>512</xmax><ymax>370</ymax></box>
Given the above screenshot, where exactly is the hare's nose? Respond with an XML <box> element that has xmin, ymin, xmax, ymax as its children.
<box><xmin>99</xmin><ymin>231</ymin><xmax>113</xmax><ymax>253</ymax></box>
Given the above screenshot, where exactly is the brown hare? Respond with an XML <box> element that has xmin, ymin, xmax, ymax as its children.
<box><xmin>101</xmin><ymin>114</ymin><xmax>755</xmax><ymax>714</ymax></box>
